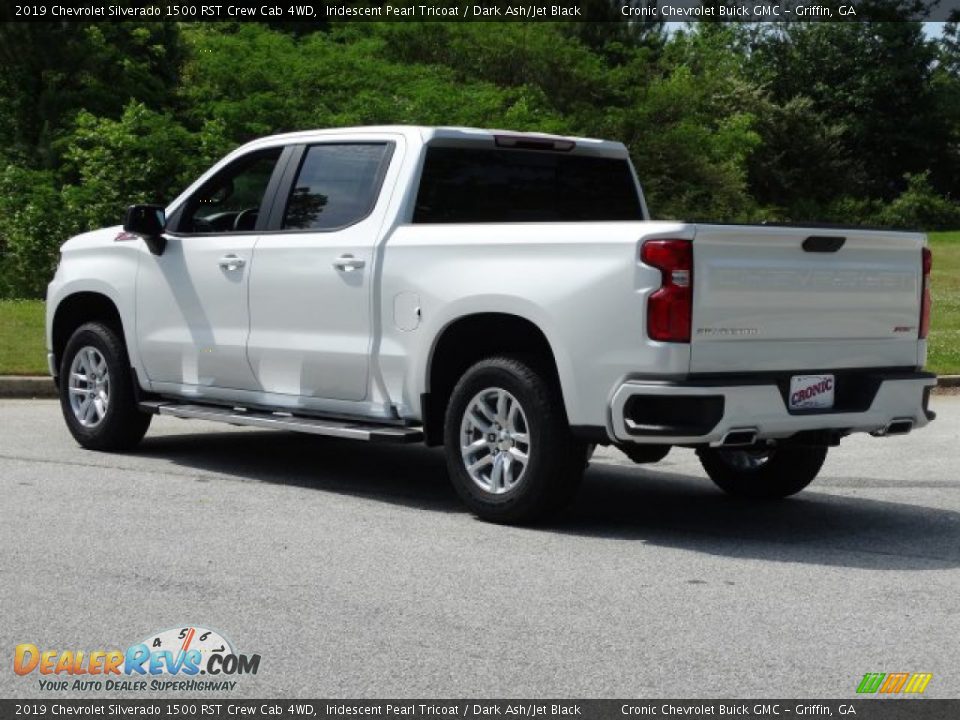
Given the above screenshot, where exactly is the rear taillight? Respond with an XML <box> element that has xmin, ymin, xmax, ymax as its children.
<box><xmin>641</xmin><ymin>239</ymin><xmax>693</xmax><ymax>343</ymax></box>
<box><xmin>920</xmin><ymin>247</ymin><xmax>932</xmax><ymax>339</ymax></box>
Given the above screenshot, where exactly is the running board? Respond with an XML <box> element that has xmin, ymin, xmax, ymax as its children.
<box><xmin>139</xmin><ymin>402</ymin><xmax>423</xmax><ymax>443</ymax></box>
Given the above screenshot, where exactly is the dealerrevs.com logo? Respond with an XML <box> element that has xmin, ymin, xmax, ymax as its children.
<box><xmin>13</xmin><ymin>626</ymin><xmax>261</xmax><ymax>692</ymax></box>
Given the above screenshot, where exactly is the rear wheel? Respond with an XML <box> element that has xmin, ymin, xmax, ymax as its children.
<box><xmin>619</xmin><ymin>443</ymin><xmax>671</xmax><ymax>465</ymax></box>
<box><xmin>59</xmin><ymin>322</ymin><xmax>151</xmax><ymax>451</ymax></box>
<box><xmin>696</xmin><ymin>445</ymin><xmax>828</xmax><ymax>499</ymax></box>
<box><xmin>443</xmin><ymin>356</ymin><xmax>586</xmax><ymax>524</ymax></box>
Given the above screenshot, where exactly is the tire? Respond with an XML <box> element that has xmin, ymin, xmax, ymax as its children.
<box><xmin>619</xmin><ymin>443</ymin><xmax>671</xmax><ymax>465</ymax></box>
<box><xmin>583</xmin><ymin>443</ymin><xmax>596</xmax><ymax>469</ymax></box>
<box><xmin>59</xmin><ymin>321</ymin><xmax>151</xmax><ymax>451</ymax></box>
<box><xmin>696</xmin><ymin>445</ymin><xmax>828</xmax><ymax>499</ymax></box>
<box><xmin>443</xmin><ymin>355</ymin><xmax>586</xmax><ymax>524</ymax></box>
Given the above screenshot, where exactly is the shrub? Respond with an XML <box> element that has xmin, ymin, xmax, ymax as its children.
<box><xmin>0</xmin><ymin>166</ymin><xmax>81</xmax><ymax>298</ymax></box>
<box><xmin>877</xmin><ymin>172</ymin><xmax>960</xmax><ymax>231</ymax></box>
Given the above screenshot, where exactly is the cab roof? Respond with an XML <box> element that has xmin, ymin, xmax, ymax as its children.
<box><xmin>239</xmin><ymin>125</ymin><xmax>628</xmax><ymax>157</ymax></box>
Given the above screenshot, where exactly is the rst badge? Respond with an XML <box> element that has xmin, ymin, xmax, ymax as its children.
<box><xmin>789</xmin><ymin>374</ymin><xmax>835</xmax><ymax>410</ymax></box>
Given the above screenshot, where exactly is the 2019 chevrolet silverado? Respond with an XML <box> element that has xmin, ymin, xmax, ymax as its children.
<box><xmin>46</xmin><ymin>126</ymin><xmax>937</xmax><ymax>522</ymax></box>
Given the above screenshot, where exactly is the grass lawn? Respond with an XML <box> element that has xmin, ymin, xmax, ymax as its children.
<box><xmin>0</xmin><ymin>299</ymin><xmax>47</xmax><ymax>376</ymax></box>
<box><xmin>926</xmin><ymin>231</ymin><xmax>960</xmax><ymax>376</ymax></box>
<box><xmin>0</xmin><ymin>234</ymin><xmax>958</xmax><ymax>376</ymax></box>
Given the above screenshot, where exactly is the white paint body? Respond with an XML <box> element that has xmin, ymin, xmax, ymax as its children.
<box><xmin>46</xmin><ymin>126</ymin><xmax>935</xmax><ymax>446</ymax></box>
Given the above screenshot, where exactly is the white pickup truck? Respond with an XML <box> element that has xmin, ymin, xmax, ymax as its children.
<box><xmin>46</xmin><ymin>125</ymin><xmax>936</xmax><ymax>523</ymax></box>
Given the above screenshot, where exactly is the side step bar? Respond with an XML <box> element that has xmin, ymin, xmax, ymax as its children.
<box><xmin>139</xmin><ymin>402</ymin><xmax>424</xmax><ymax>444</ymax></box>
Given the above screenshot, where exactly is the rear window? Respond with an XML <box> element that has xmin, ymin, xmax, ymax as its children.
<box><xmin>413</xmin><ymin>147</ymin><xmax>643</xmax><ymax>223</ymax></box>
<box><xmin>282</xmin><ymin>143</ymin><xmax>391</xmax><ymax>231</ymax></box>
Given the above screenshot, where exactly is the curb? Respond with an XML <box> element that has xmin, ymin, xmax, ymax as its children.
<box><xmin>0</xmin><ymin>374</ymin><xmax>958</xmax><ymax>399</ymax></box>
<box><xmin>0</xmin><ymin>375</ymin><xmax>57</xmax><ymax>398</ymax></box>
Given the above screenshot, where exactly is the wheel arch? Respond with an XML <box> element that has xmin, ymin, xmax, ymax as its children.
<box><xmin>421</xmin><ymin>312</ymin><xmax>566</xmax><ymax>446</ymax></box>
<box><xmin>51</xmin><ymin>291</ymin><xmax>128</xmax><ymax>377</ymax></box>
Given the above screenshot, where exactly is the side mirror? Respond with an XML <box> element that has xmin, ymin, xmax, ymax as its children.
<box><xmin>123</xmin><ymin>204</ymin><xmax>167</xmax><ymax>255</ymax></box>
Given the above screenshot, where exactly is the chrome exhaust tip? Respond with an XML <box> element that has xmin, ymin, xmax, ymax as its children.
<box><xmin>871</xmin><ymin>418</ymin><xmax>914</xmax><ymax>437</ymax></box>
<box><xmin>720</xmin><ymin>428</ymin><xmax>759</xmax><ymax>447</ymax></box>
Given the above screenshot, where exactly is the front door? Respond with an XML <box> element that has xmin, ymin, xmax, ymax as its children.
<box><xmin>136</xmin><ymin>146</ymin><xmax>284</xmax><ymax>392</ymax></box>
<box><xmin>246</xmin><ymin>141</ymin><xmax>396</xmax><ymax>401</ymax></box>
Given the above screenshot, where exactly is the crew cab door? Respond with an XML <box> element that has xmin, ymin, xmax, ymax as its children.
<box><xmin>246</xmin><ymin>140</ymin><xmax>398</xmax><ymax>401</ymax></box>
<box><xmin>135</xmin><ymin>146</ymin><xmax>287</xmax><ymax>392</ymax></box>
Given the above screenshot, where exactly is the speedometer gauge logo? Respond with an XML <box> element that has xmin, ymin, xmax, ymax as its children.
<box><xmin>139</xmin><ymin>626</ymin><xmax>234</xmax><ymax>674</ymax></box>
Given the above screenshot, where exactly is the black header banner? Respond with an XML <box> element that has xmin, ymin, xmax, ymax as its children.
<box><xmin>3</xmin><ymin>0</ymin><xmax>960</xmax><ymax>23</ymax></box>
<box><xmin>0</xmin><ymin>700</ymin><xmax>958</xmax><ymax>720</ymax></box>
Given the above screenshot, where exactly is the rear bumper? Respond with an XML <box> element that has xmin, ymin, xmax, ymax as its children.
<box><xmin>609</xmin><ymin>370</ymin><xmax>937</xmax><ymax>446</ymax></box>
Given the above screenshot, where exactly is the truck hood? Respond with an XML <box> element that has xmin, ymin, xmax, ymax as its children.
<box><xmin>61</xmin><ymin>225</ymin><xmax>124</xmax><ymax>252</ymax></box>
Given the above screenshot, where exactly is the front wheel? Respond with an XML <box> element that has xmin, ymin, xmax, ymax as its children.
<box><xmin>59</xmin><ymin>322</ymin><xmax>151</xmax><ymax>451</ymax></box>
<box><xmin>696</xmin><ymin>445</ymin><xmax>828</xmax><ymax>499</ymax></box>
<box><xmin>443</xmin><ymin>356</ymin><xmax>586</xmax><ymax>524</ymax></box>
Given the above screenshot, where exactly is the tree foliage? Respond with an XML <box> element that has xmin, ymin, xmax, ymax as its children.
<box><xmin>0</xmin><ymin>20</ymin><xmax>958</xmax><ymax>297</ymax></box>
<box><xmin>0</xmin><ymin>22</ymin><xmax>183</xmax><ymax>168</ymax></box>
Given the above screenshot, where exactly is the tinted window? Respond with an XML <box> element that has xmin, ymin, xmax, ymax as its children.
<box><xmin>282</xmin><ymin>144</ymin><xmax>390</xmax><ymax>230</ymax></box>
<box><xmin>413</xmin><ymin>147</ymin><xmax>643</xmax><ymax>223</ymax></box>
<box><xmin>177</xmin><ymin>148</ymin><xmax>282</xmax><ymax>233</ymax></box>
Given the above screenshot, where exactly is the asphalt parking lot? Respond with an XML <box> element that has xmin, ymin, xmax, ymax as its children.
<box><xmin>1</xmin><ymin>397</ymin><xmax>958</xmax><ymax>699</ymax></box>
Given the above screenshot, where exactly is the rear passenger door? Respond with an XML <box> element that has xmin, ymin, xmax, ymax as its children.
<box><xmin>246</xmin><ymin>140</ymin><xmax>397</xmax><ymax>402</ymax></box>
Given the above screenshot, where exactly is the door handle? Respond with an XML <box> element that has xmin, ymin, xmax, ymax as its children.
<box><xmin>333</xmin><ymin>254</ymin><xmax>365</xmax><ymax>272</ymax></box>
<box><xmin>218</xmin><ymin>254</ymin><xmax>246</xmax><ymax>271</ymax></box>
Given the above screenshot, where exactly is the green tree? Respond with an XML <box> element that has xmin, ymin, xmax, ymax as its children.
<box><xmin>0</xmin><ymin>23</ymin><xmax>184</xmax><ymax>168</ymax></box>
<box><xmin>614</xmin><ymin>25</ymin><xmax>761</xmax><ymax>220</ymax></box>
<box><xmin>177</xmin><ymin>23</ymin><xmax>567</xmax><ymax>139</ymax></box>
<box><xmin>749</xmin><ymin>21</ymin><xmax>948</xmax><ymax>201</ymax></box>
<box><xmin>0</xmin><ymin>167</ymin><xmax>80</xmax><ymax>298</ymax></box>
<box><xmin>878</xmin><ymin>172</ymin><xmax>960</xmax><ymax>229</ymax></box>
<box><xmin>746</xmin><ymin>96</ymin><xmax>861</xmax><ymax>219</ymax></box>
<box><xmin>3</xmin><ymin>19</ymin><xmax>960</xmax><ymax>297</ymax></box>
<box><xmin>0</xmin><ymin>101</ymin><xmax>227</xmax><ymax>298</ymax></box>
<box><xmin>59</xmin><ymin>102</ymin><xmax>227</xmax><ymax>230</ymax></box>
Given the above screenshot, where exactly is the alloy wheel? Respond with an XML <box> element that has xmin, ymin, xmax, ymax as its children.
<box><xmin>460</xmin><ymin>387</ymin><xmax>531</xmax><ymax>495</ymax></box>
<box><xmin>68</xmin><ymin>346</ymin><xmax>110</xmax><ymax>428</ymax></box>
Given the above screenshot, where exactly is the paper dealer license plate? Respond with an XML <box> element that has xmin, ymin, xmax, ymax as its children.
<box><xmin>788</xmin><ymin>374</ymin><xmax>835</xmax><ymax>410</ymax></box>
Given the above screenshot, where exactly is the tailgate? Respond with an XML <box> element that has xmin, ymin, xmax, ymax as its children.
<box><xmin>689</xmin><ymin>225</ymin><xmax>925</xmax><ymax>373</ymax></box>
